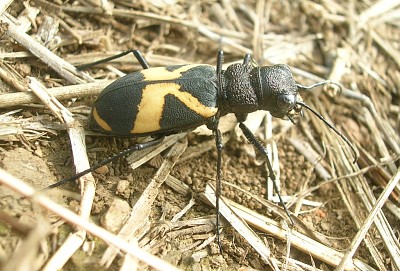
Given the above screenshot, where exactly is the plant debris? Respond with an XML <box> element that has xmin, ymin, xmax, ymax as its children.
<box><xmin>0</xmin><ymin>1</ymin><xmax>399</xmax><ymax>270</ymax></box>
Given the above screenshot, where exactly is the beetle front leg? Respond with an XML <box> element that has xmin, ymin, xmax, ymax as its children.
<box><xmin>238</xmin><ymin>121</ymin><xmax>294</xmax><ymax>225</ymax></box>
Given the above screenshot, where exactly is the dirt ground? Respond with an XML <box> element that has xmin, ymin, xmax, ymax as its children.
<box><xmin>0</xmin><ymin>1</ymin><xmax>399</xmax><ymax>271</ymax></box>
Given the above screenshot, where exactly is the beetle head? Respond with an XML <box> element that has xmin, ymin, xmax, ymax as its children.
<box><xmin>255</xmin><ymin>64</ymin><xmax>301</xmax><ymax>119</ymax></box>
<box><xmin>254</xmin><ymin>64</ymin><xmax>358</xmax><ymax>162</ymax></box>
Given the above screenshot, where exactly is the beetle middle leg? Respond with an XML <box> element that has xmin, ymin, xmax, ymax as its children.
<box><xmin>209</xmin><ymin>49</ymin><xmax>225</xmax><ymax>252</ymax></box>
<box><xmin>212</xmin><ymin>122</ymin><xmax>224</xmax><ymax>253</ymax></box>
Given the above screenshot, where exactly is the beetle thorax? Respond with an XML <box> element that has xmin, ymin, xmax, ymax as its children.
<box><xmin>219</xmin><ymin>63</ymin><xmax>260</xmax><ymax>115</ymax></box>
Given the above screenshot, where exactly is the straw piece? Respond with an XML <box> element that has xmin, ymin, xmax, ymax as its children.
<box><xmin>100</xmin><ymin>139</ymin><xmax>188</xmax><ymax>268</ymax></box>
<box><xmin>228</xmin><ymin>199</ymin><xmax>373</xmax><ymax>271</ymax></box>
<box><xmin>0</xmin><ymin>80</ymin><xmax>111</xmax><ymax>108</ymax></box>
<box><xmin>28</xmin><ymin>77</ymin><xmax>96</xmax><ymax>270</ymax></box>
<box><xmin>203</xmin><ymin>184</ymin><xmax>280</xmax><ymax>270</ymax></box>
<box><xmin>336</xmin><ymin>167</ymin><xmax>400</xmax><ymax>271</ymax></box>
<box><xmin>0</xmin><ymin>169</ymin><xmax>180</xmax><ymax>271</ymax></box>
<box><xmin>1</xmin><ymin>14</ymin><xmax>92</xmax><ymax>84</ymax></box>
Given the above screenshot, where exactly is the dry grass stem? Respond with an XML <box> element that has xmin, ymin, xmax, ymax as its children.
<box><xmin>27</xmin><ymin>77</ymin><xmax>96</xmax><ymax>270</ymax></box>
<box><xmin>101</xmin><ymin>139</ymin><xmax>187</xmax><ymax>267</ymax></box>
<box><xmin>1</xmin><ymin>1</ymin><xmax>399</xmax><ymax>270</ymax></box>
<box><xmin>203</xmin><ymin>184</ymin><xmax>279</xmax><ymax>270</ymax></box>
<box><xmin>228</xmin><ymin>200</ymin><xmax>374</xmax><ymax>271</ymax></box>
<box><xmin>1</xmin><ymin>14</ymin><xmax>91</xmax><ymax>84</ymax></box>
<box><xmin>0</xmin><ymin>169</ymin><xmax>180</xmax><ymax>271</ymax></box>
<box><xmin>127</xmin><ymin>133</ymin><xmax>187</xmax><ymax>170</ymax></box>
<box><xmin>337</xmin><ymin>168</ymin><xmax>400</xmax><ymax>270</ymax></box>
<box><xmin>0</xmin><ymin>80</ymin><xmax>111</xmax><ymax>108</ymax></box>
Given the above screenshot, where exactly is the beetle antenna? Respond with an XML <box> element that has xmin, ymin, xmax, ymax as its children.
<box><xmin>296</xmin><ymin>101</ymin><xmax>358</xmax><ymax>163</ymax></box>
<box><xmin>297</xmin><ymin>81</ymin><xmax>342</xmax><ymax>94</ymax></box>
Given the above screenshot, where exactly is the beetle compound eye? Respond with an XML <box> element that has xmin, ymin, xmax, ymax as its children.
<box><xmin>276</xmin><ymin>94</ymin><xmax>296</xmax><ymax>113</ymax></box>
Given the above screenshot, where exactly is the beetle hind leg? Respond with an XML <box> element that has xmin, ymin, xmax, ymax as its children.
<box><xmin>42</xmin><ymin>137</ymin><xmax>164</xmax><ymax>190</ymax></box>
<box><xmin>76</xmin><ymin>49</ymin><xmax>150</xmax><ymax>70</ymax></box>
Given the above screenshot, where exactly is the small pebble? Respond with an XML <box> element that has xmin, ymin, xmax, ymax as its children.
<box><xmin>100</xmin><ymin>198</ymin><xmax>130</xmax><ymax>233</ymax></box>
<box><xmin>95</xmin><ymin>165</ymin><xmax>109</xmax><ymax>175</ymax></box>
<box><xmin>320</xmin><ymin>221</ymin><xmax>330</xmax><ymax>231</ymax></box>
<box><xmin>116</xmin><ymin>180</ymin><xmax>130</xmax><ymax>194</ymax></box>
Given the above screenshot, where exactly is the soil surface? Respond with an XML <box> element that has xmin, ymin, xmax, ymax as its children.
<box><xmin>1</xmin><ymin>1</ymin><xmax>399</xmax><ymax>271</ymax></box>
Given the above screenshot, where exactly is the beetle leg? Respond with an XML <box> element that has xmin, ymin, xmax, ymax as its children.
<box><xmin>213</xmin><ymin>125</ymin><xmax>223</xmax><ymax>253</ymax></box>
<box><xmin>76</xmin><ymin>49</ymin><xmax>150</xmax><ymax>70</ymax></box>
<box><xmin>132</xmin><ymin>50</ymin><xmax>150</xmax><ymax>69</ymax></box>
<box><xmin>42</xmin><ymin>137</ymin><xmax>164</xmax><ymax>190</ymax></box>
<box><xmin>238</xmin><ymin>122</ymin><xmax>294</xmax><ymax>226</ymax></box>
<box><xmin>216</xmin><ymin>50</ymin><xmax>223</xmax><ymax>78</ymax></box>
<box><xmin>211</xmin><ymin>50</ymin><xmax>225</xmax><ymax>252</ymax></box>
<box><xmin>242</xmin><ymin>54</ymin><xmax>251</xmax><ymax>66</ymax></box>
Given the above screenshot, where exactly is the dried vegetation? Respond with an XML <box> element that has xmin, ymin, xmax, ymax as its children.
<box><xmin>0</xmin><ymin>0</ymin><xmax>399</xmax><ymax>270</ymax></box>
